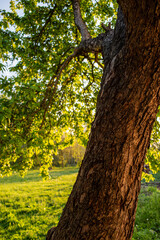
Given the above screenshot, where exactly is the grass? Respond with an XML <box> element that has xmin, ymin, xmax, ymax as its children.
<box><xmin>132</xmin><ymin>174</ymin><xmax>160</xmax><ymax>240</ymax></box>
<box><xmin>0</xmin><ymin>168</ymin><xmax>159</xmax><ymax>240</ymax></box>
<box><xmin>0</xmin><ymin>167</ymin><xmax>78</xmax><ymax>240</ymax></box>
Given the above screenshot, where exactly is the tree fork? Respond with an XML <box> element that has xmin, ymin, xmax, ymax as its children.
<box><xmin>47</xmin><ymin>1</ymin><xmax>160</xmax><ymax>240</ymax></box>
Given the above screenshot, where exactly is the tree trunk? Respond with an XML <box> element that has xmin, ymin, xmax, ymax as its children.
<box><xmin>47</xmin><ymin>1</ymin><xmax>160</xmax><ymax>239</ymax></box>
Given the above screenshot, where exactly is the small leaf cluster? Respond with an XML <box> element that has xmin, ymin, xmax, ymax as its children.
<box><xmin>143</xmin><ymin>115</ymin><xmax>160</xmax><ymax>181</ymax></box>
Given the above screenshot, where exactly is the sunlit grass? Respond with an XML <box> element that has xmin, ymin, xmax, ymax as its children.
<box><xmin>133</xmin><ymin>186</ymin><xmax>160</xmax><ymax>240</ymax></box>
<box><xmin>0</xmin><ymin>167</ymin><xmax>78</xmax><ymax>240</ymax></box>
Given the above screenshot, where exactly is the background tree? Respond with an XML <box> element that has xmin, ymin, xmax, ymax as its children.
<box><xmin>0</xmin><ymin>0</ymin><xmax>160</xmax><ymax>239</ymax></box>
<box><xmin>52</xmin><ymin>141</ymin><xmax>85</xmax><ymax>167</ymax></box>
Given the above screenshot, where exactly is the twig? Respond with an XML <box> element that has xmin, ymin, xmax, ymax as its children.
<box><xmin>36</xmin><ymin>5</ymin><xmax>57</xmax><ymax>41</ymax></box>
<box><xmin>101</xmin><ymin>22</ymin><xmax>111</xmax><ymax>32</ymax></box>
<box><xmin>95</xmin><ymin>53</ymin><xmax>104</xmax><ymax>69</ymax></box>
<box><xmin>40</xmin><ymin>47</ymin><xmax>81</xmax><ymax>128</ymax></box>
<box><xmin>83</xmin><ymin>54</ymin><xmax>95</xmax><ymax>91</ymax></box>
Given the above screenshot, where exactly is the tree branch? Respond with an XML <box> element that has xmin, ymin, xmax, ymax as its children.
<box><xmin>39</xmin><ymin>48</ymin><xmax>80</xmax><ymax>128</ymax></box>
<box><xmin>95</xmin><ymin>53</ymin><xmax>104</xmax><ymax>69</ymax></box>
<box><xmin>101</xmin><ymin>22</ymin><xmax>111</xmax><ymax>32</ymax></box>
<box><xmin>71</xmin><ymin>0</ymin><xmax>91</xmax><ymax>40</ymax></box>
<box><xmin>29</xmin><ymin>30</ymin><xmax>113</xmax><ymax>129</ymax></box>
<box><xmin>40</xmin><ymin>30</ymin><xmax>113</xmax><ymax>123</ymax></box>
<box><xmin>35</xmin><ymin>5</ymin><xmax>57</xmax><ymax>41</ymax></box>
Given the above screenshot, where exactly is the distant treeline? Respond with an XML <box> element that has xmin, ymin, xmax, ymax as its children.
<box><xmin>33</xmin><ymin>142</ymin><xmax>85</xmax><ymax>168</ymax></box>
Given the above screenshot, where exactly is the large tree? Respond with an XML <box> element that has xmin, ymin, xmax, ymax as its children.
<box><xmin>0</xmin><ymin>0</ymin><xmax>160</xmax><ymax>239</ymax></box>
<box><xmin>46</xmin><ymin>1</ymin><xmax>160</xmax><ymax>239</ymax></box>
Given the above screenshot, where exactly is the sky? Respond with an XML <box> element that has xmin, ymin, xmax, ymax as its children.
<box><xmin>0</xmin><ymin>0</ymin><xmax>11</xmax><ymax>11</ymax></box>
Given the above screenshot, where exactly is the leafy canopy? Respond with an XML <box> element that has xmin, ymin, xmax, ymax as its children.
<box><xmin>0</xmin><ymin>0</ymin><xmax>159</xmax><ymax>179</ymax></box>
<box><xmin>0</xmin><ymin>0</ymin><xmax>118</xmax><ymax>177</ymax></box>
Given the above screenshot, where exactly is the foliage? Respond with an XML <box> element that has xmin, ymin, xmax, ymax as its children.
<box><xmin>142</xmin><ymin>119</ymin><xmax>160</xmax><ymax>182</ymax></box>
<box><xmin>132</xmin><ymin>186</ymin><xmax>160</xmax><ymax>240</ymax></box>
<box><xmin>0</xmin><ymin>0</ymin><xmax>118</xmax><ymax>177</ymax></box>
<box><xmin>0</xmin><ymin>168</ymin><xmax>160</xmax><ymax>240</ymax></box>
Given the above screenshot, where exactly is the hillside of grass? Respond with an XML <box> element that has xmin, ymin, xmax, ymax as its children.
<box><xmin>0</xmin><ymin>168</ymin><xmax>160</xmax><ymax>240</ymax></box>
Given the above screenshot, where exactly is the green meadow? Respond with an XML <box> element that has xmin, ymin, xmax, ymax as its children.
<box><xmin>0</xmin><ymin>168</ymin><xmax>160</xmax><ymax>240</ymax></box>
<box><xmin>0</xmin><ymin>168</ymin><xmax>78</xmax><ymax>240</ymax></box>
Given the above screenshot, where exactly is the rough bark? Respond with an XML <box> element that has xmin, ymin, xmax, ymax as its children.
<box><xmin>47</xmin><ymin>1</ymin><xmax>160</xmax><ymax>240</ymax></box>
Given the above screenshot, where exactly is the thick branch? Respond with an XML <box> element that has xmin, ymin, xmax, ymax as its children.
<box><xmin>71</xmin><ymin>0</ymin><xmax>91</xmax><ymax>40</ymax></box>
<box><xmin>54</xmin><ymin>31</ymin><xmax>113</xmax><ymax>89</ymax></box>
